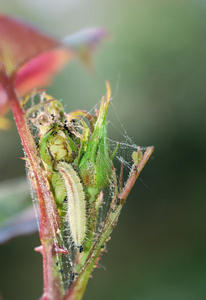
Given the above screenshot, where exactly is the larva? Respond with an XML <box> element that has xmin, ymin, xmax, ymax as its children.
<box><xmin>56</xmin><ymin>162</ymin><xmax>86</xmax><ymax>249</ymax></box>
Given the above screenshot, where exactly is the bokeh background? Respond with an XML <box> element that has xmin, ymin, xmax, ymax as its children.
<box><xmin>1</xmin><ymin>0</ymin><xmax>206</xmax><ymax>299</ymax></box>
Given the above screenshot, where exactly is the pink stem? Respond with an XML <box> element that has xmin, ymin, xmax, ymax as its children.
<box><xmin>1</xmin><ymin>72</ymin><xmax>62</xmax><ymax>300</ymax></box>
<box><xmin>120</xmin><ymin>147</ymin><xmax>154</xmax><ymax>204</ymax></box>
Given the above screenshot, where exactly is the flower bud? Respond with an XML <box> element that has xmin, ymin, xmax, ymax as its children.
<box><xmin>78</xmin><ymin>82</ymin><xmax>113</xmax><ymax>193</ymax></box>
<box><xmin>40</xmin><ymin>129</ymin><xmax>77</xmax><ymax>171</ymax></box>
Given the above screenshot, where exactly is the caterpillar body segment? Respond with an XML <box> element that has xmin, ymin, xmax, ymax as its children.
<box><xmin>56</xmin><ymin>162</ymin><xmax>86</xmax><ymax>248</ymax></box>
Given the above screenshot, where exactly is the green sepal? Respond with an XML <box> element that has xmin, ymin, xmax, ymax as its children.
<box><xmin>78</xmin><ymin>93</ymin><xmax>113</xmax><ymax>194</ymax></box>
<box><xmin>66</xmin><ymin>134</ymin><xmax>78</xmax><ymax>158</ymax></box>
<box><xmin>49</xmin><ymin>172</ymin><xmax>67</xmax><ymax>206</ymax></box>
<box><xmin>39</xmin><ymin>129</ymin><xmax>54</xmax><ymax>171</ymax></box>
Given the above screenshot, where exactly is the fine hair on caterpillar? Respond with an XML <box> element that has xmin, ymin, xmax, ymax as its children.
<box><xmin>56</xmin><ymin>162</ymin><xmax>86</xmax><ymax>249</ymax></box>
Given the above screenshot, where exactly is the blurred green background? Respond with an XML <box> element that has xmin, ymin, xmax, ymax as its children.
<box><xmin>1</xmin><ymin>0</ymin><xmax>206</xmax><ymax>299</ymax></box>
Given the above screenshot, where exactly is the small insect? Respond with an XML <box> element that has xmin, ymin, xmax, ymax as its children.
<box><xmin>78</xmin><ymin>245</ymin><xmax>84</xmax><ymax>253</ymax></box>
<box><xmin>63</xmin><ymin>120</ymin><xmax>72</xmax><ymax>136</ymax></box>
<box><xmin>56</xmin><ymin>162</ymin><xmax>86</xmax><ymax>249</ymax></box>
<box><xmin>63</xmin><ymin>196</ymin><xmax>68</xmax><ymax>203</ymax></box>
<box><xmin>116</xmin><ymin>198</ymin><xmax>121</xmax><ymax>206</ymax></box>
<box><xmin>68</xmin><ymin>272</ymin><xmax>75</xmax><ymax>289</ymax></box>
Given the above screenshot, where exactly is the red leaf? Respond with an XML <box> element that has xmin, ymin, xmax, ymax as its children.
<box><xmin>0</xmin><ymin>15</ymin><xmax>107</xmax><ymax>120</ymax></box>
<box><xmin>0</xmin><ymin>14</ymin><xmax>59</xmax><ymax>75</ymax></box>
<box><xmin>15</xmin><ymin>48</ymin><xmax>72</xmax><ymax>97</ymax></box>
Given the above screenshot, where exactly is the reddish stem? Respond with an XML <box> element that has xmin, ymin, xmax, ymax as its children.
<box><xmin>120</xmin><ymin>146</ymin><xmax>154</xmax><ymax>204</ymax></box>
<box><xmin>1</xmin><ymin>71</ymin><xmax>62</xmax><ymax>300</ymax></box>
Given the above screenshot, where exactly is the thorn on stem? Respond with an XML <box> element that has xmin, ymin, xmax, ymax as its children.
<box><xmin>34</xmin><ymin>245</ymin><xmax>43</xmax><ymax>254</ymax></box>
<box><xmin>53</xmin><ymin>245</ymin><xmax>69</xmax><ymax>255</ymax></box>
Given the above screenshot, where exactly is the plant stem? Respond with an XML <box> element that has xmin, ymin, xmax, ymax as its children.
<box><xmin>1</xmin><ymin>72</ymin><xmax>63</xmax><ymax>300</ymax></box>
